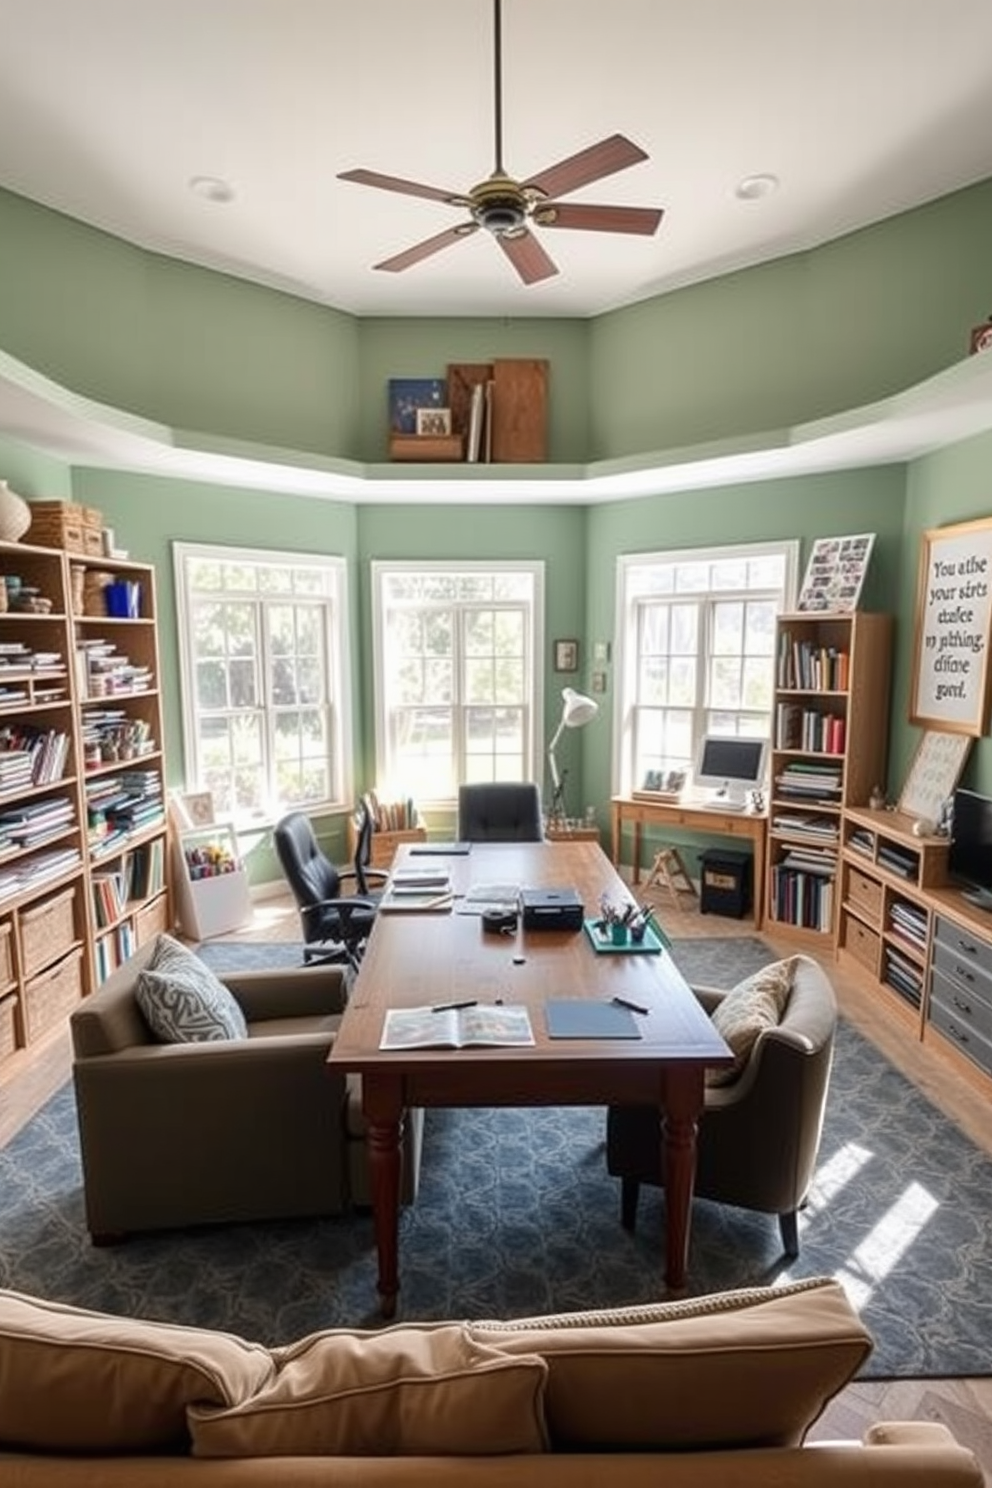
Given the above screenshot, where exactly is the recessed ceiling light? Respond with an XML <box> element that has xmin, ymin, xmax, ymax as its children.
<box><xmin>735</xmin><ymin>173</ymin><xmax>779</xmax><ymax>202</ymax></box>
<box><xmin>189</xmin><ymin>175</ymin><xmax>235</xmax><ymax>204</ymax></box>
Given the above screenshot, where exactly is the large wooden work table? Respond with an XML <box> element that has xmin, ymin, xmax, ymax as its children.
<box><xmin>611</xmin><ymin>793</ymin><xmax>768</xmax><ymax>930</ymax></box>
<box><xmin>328</xmin><ymin>839</ymin><xmax>732</xmax><ymax>1317</ymax></box>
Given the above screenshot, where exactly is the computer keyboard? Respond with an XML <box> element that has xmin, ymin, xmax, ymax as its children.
<box><xmin>698</xmin><ymin>797</ymin><xmax>747</xmax><ymax>812</ymax></box>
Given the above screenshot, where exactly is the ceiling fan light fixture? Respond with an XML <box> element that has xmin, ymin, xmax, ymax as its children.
<box><xmin>188</xmin><ymin>175</ymin><xmax>234</xmax><ymax>204</ymax></box>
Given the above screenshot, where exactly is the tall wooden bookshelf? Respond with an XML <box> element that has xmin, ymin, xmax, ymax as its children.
<box><xmin>0</xmin><ymin>539</ymin><xmax>171</xmax><ymax>1073</ymax></box>
<box><xmin>71</xmin><ymin>553</ymin><xmax>170</xmax><ymax>987</ymax></box>
<box><xmin>765</xmin><ymin>611</ymin><xmax>893</xmax><ymax>943</ymax></box>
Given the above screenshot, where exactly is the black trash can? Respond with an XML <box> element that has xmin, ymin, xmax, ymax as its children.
<box><xmin>699</xmin><ymin>848</ymin><xmax>753</xmax><ymax>919</ymax></box>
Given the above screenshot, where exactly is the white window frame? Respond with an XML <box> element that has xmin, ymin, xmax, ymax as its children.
<box><xmin>173</xmin><ymin>541</ymin><xmax>352</xmax><ymax>825</ymax></box>
<box><xmin>371</xmin><ymin>559</ymin><xmax>546</xmax><ymax>805</ymax></box>
<box><xmin>612</xmin><ymin>539</ymin><xmax>799</xmax><ymax>796</ymax></box>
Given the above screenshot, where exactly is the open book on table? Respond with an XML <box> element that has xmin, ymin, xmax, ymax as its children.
<box><xmin>380</xmin><ymin>1004</ymin><xmax>534</xmax><ymax>1050</ymax></box>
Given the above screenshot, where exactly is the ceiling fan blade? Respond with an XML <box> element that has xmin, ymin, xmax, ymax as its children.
<box><xmin>338</xmin><ymin>168</ymin><xmax>465</xmax><ymax>206</ymax></box>
<box><xmin>498</xmin><ymin>229</ymin><xmax>558</xmax><ymax>285</ymax></box>
<box><xmin>534</xmin><ymin>202</ymin><xmax>664</xmax><ymax>236</ymax></box>
<box><xmin>521</xmin><ymin>134</ymin><xmax>648</xmax><ymax>202</ymax></box>
<box><xmin>373</xmin><ymin>223</ymin><xmax>478</xmax><ymax>273</ymax></box>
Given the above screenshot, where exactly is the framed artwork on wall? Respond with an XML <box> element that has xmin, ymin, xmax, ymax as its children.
<box><xmin>910</xmin><ymin>516</ymin><xmax>992</xmax><ymax>736</ymax></box>
<box><xmin>554</xmin><ymin>639</ymin><xmax>578</xmax><ymax>672</ymax></box>
<box><xmin>898</xmin><ymin>729</ymin><xmax>972</xmax><ymax>825</ymax></box>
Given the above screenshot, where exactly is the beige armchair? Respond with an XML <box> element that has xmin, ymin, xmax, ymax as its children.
<box><xmin>70</xmin><ymin>938</ymin><xmax>422</xmax><ymax>1241</ymax></box>
<box><xmin>606</xmin><ymin>954</ymin><xmax>837</xmax><ymax>1256</ymax></box>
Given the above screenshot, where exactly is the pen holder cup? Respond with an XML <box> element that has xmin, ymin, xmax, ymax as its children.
<box><xmin>105</xmin><ymin>580</ymin><xmax>141</xmax><ymax>619</ymax></box>
<box><xmin>610</xmin><ymin>923</ymin><xmax>629</xmax><ymax>946</ymax></box>
<box><xmin>630</xmin><ymin>922</ymin><xmax>647</xmax><ymax>943</ymax></box>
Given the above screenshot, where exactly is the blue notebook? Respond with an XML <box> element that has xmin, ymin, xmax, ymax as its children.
<box><xmin>544</xmin><ymin>1000</ymin><xmax>642</xmax><ymax>1039</ymax></box>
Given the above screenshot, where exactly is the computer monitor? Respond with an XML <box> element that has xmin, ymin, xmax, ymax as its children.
<box><xmin>694</xmin><ymin>734</ymin><xmax>768</xmax><ymax>808</ymax></box>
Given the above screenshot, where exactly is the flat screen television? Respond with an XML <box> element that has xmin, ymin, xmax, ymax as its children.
<box><xmin>694</xmin><ymin>734</ymin><xmax>768</xmax><ymax>808</ymax></box>
<box><xmin>947</xmin><ymin>787</ymin><xmax>992</xmax><ymax>910</ymax></box>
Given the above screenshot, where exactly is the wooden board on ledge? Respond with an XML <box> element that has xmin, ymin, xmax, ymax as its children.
<box><xmin>491</xmin><ymin>359</ymin><xmax>548</xmax><ymax>462</ymax></box>
<box><xmin>389</xmin><ymin>434</ymin><xmax>464</xmax><ymax>463</ymax></box>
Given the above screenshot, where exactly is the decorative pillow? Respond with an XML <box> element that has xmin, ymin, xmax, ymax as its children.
<box><xmin>706</xmin><ymin>955</ymin><xmax>797</xmax><ymax>1086</ymax></box>
<box><xmin>0</xmin><ymin>1288</ymin><xmax>272</xmax><ymax>1453</ymax></box>
<box><xmin>135</xmin><ymin>933</ymin><xmax>248</xmax><ymax>1043</ymax></box>
<box><xmin>190</xmin><ymin>1321</ymin><xmax>548</xmax><ymax>1458</ymax></box>
<box><xmin>470</xmin><ymin>1277</ymin><xmax>871</xmax><ymax>1451</ymax></box>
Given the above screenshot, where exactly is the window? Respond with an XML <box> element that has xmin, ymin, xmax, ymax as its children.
<box><xmin>615</xmin><ymin>541</ymin><xmax>798</xmax><ymax>794</ymax></box>
<box><xmin>372</xmin><ymin>561</ymin><xmax>544</xmax><ymax>803</ymax></box>
<box><xmin>174</xmin><ymin>544</ymin><xmax>351</xmax><ymax>823</ymax></box>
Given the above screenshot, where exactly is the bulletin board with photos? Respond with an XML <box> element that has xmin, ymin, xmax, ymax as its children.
<box><xmin>797</xmin><ymin>533</ymin><xmax>875</xmax><ymax>613</ymax></box>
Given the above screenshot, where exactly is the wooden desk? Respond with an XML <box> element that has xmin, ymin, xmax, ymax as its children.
<box><xmin>611</xmin><ymin>794</ymin><xmax>768</xmax><ymax>931</ymax></box>
<box><xmin>329</xmin><ymin>840</ymin><xmax>731</xmax><ymax>1317</ymax></box>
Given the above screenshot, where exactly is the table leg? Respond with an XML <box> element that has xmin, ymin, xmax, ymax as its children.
<box><xmin>364</xmin><ymin>1077</ymin><xmax>404</xmax><ymax>1318</ymax></box>
<box><xmin>632</xmin><ymin>821</ymin><xmax>643</xmax><ymax>885</ymax></box>
<box><xmin>661</xmin><ymin>1067</ymin><xmax>704</xmax><ymax>1291</ymax></box>
<box><xmin>752</xmin><ymin>823</ymin><xmax>765</xmax><ymax>930</ymax></box>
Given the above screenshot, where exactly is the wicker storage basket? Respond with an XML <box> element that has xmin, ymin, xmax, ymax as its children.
<box><xmin>0</xmin><ymin>480</ymin><xmax>32</xmax><ymax>543</ymax></box>
<box><xmin>20</xmin><ymin>886</ymin><xmax>77</xmax><ymax>979</ymax></box>
<box><xmin>23</xmin><ymin>946</ymin><xmax>83</xmax><ymax>1041</ymax></box>
<box><xmin>135</xmin><ymin>893</ymin><xmax>170</xmax><ymax>945</ymax></box>
<box><xmin>26</xmin><ymin>500</ymin><xmax>104</xmax><ymax>555</ymax></box>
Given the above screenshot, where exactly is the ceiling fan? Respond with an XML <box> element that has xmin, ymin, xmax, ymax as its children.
<box><xmin>337</xmin><ymin>0</ymin><xmax>664</xmax><ymax>285</ymax></box>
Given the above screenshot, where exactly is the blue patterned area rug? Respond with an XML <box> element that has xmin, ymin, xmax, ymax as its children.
<box><xmin>2</xmin><ymin>937</ymin><xmax>990</xmax><ymax>1379</ymax></box>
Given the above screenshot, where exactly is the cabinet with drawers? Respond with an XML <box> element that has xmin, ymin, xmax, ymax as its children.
<box><xmin>927</xmin><ymin>912</ymin><xmax>992</xmax><ymax>1079</ymax></box>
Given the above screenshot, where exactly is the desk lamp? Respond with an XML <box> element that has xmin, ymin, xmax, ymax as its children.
<box><xmin>547</xmin><ymin>687</ymin><xmax>598</xmax><ymax>823</ymax></box>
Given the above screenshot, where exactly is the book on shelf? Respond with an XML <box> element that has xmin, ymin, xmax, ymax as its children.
<box><xmin>380</xmin><ymin>1003</ymin><xmax>534</xmax><ymax>1050</ymax></box>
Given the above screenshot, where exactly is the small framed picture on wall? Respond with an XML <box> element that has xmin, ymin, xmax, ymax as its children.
<box><xmin>554</xmin><ymin>639</ymin><xmax>579</xmax><ymax>673</ymax></box>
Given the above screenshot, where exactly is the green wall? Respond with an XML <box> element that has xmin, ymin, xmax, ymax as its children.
<box><xmin>2</xmin><ymin>177</ymin><xmax>992</xmax><ymax>465</ymax></box>
<box><xmin>588</xmin><ymin>180</ymin><xmax>992</xmax><ymax>458</ymax></box>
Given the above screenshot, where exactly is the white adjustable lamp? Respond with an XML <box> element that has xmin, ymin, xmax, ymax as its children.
<box><xmin>547</xmin><ymin>686</ymin><xmax>599</xmax><ymax>821</ymax></box>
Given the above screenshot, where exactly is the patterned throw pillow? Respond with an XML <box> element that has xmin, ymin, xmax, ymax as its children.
<box><xmin>135</xmin><ymin>934</ymin><xmax>248</xmax><ymax>1043</ymax></box>
<box><xmin>706</xmin><ymin>956</ymin><xmax>797</xmax><ymax>1087</ymax></box>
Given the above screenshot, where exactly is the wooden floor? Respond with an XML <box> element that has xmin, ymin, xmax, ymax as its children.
<box><xmin>1</xmin><ymin>883</ymin><xmax>990</xmax><ymax>1479</ymax></box>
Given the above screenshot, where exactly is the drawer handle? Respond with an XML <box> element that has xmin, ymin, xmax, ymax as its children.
<box><xmin>948</xmin><ymin>1022</ymin><xmax>970</xmax><ymax>1046</ymax></box>
<box><xmin>957</xmin><ymin>939</ymin><xmax>978</xmax><ymax>956</ymax></box>
<box><xmin>953</xmin><ymin>964</ymin><xmax>975</xmax><ymax>983</ymax></box>
<box><xmin>953</xmin><ymin>995</ymin><xmax>973</xmax><ymax>1015</ymax></box>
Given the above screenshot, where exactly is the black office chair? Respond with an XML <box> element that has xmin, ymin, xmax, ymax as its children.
<box><xmin>352</xmin><ymin>797</ymin><xmax>388</xmax><ymax>902</ymax></box>
<box><xmin>457</xmin><ymin>782</ymin><xmax>545</xmax><ymax>842</ymax></box>
<box><xmin>273</xmin><ymin>812</ymin><xmax>379</xmax><ymax>970</ymax></box>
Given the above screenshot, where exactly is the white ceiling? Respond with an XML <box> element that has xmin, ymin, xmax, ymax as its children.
<box><xmin>2</xmin><ymin>0</ymin><xmax>992</xmax><ymax>497</ymax></box>
<box><xmin>1</xmin><ymin>0</ymin><xmax>992</xmax><ymax>320</ymax></box>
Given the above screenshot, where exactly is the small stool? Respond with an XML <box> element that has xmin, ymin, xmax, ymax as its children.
<box><xmin>644</xmin><ymin>846</ymin><xmax>698</xmax><ymax>908</ymax></box>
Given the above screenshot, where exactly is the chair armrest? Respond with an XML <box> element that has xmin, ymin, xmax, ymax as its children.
<box><xmin>223</xmin><ymin>965</ymin><xmax>349</xmax><ymax>1019</ymax></box>
<box><xmin>74</xmin><ymin>1030</ymin><xmax>339</xmax><ymax>1093</ymax></box>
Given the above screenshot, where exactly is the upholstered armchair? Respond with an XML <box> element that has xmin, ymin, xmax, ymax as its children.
<box><xmin>606</xmin><ymin>954</ymin><xmax>837</xmax><ymax>1257</ymax></box>
<box><xmin>70</xmin><ymin>938</ymin><xmax>422</xmax><ymax>1241</ymax></box>
<box><xmin>457</xmin><ymin>781</ymin><xmax>544</xmax><ymax>842</ymax></box>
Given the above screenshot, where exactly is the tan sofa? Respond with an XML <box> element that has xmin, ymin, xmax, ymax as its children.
<box><xmin>0</xmin><ymin>1281</ymin><xmax>981</xmax><ymax>1486</ymax></box>
<box><xmin>69</xmin><ymin>939</ymin><xmax>423</xmax><ymax>1238</ymax></box>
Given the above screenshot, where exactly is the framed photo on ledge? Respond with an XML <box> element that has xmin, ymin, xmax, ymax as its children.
<box><xmin>554</xmin><ymin>639</ymin><xmax>579</xmax><ymax>673</ymax></box>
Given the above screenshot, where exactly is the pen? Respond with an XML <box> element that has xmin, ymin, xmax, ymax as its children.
<box><xmin>612</xmin><ymin>996</ymin><xmax>649</xmax><ymax>1015</ymax></box>
<box><xmin>431</xmin><ymin>999</ymin><xmax>478</xmax><ymax>1012</ymax></box>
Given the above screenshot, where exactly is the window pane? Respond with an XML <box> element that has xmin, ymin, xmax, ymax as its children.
<box><xmin>178</xmin><ymin>546</ymin><xmax>344</xmax><ymax>821</ymax></box>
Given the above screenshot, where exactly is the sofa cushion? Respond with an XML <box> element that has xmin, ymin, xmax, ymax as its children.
<box><xmin>0</xmin><ymin>1289</ymin><xmax>272</xmax><ymax>1453</ymax></box>
<box><xmin>706</xmin><ymin>955</ymin><xmax>797</xmax><ymax>1086</ymax></box>
<box><xmin>135</xmin><ymin>933</ymin><xmax>248</xmax><ymax>1043</ymax></box>
<box><xmin>470</xmin><ymin>1277</ymin><xmax>871</xmax><ymax>1451</ymax></box>
<box><xmin>190</xmin><ymin>1321</ymin><xmax>548</xmax><ymax>1457</ymax></box>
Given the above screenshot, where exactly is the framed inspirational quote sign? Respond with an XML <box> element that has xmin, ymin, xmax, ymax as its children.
<box><xmin>911</xmin><ymin>515</ymin><xmax>992</xmax><ymax>736</ymax></box>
